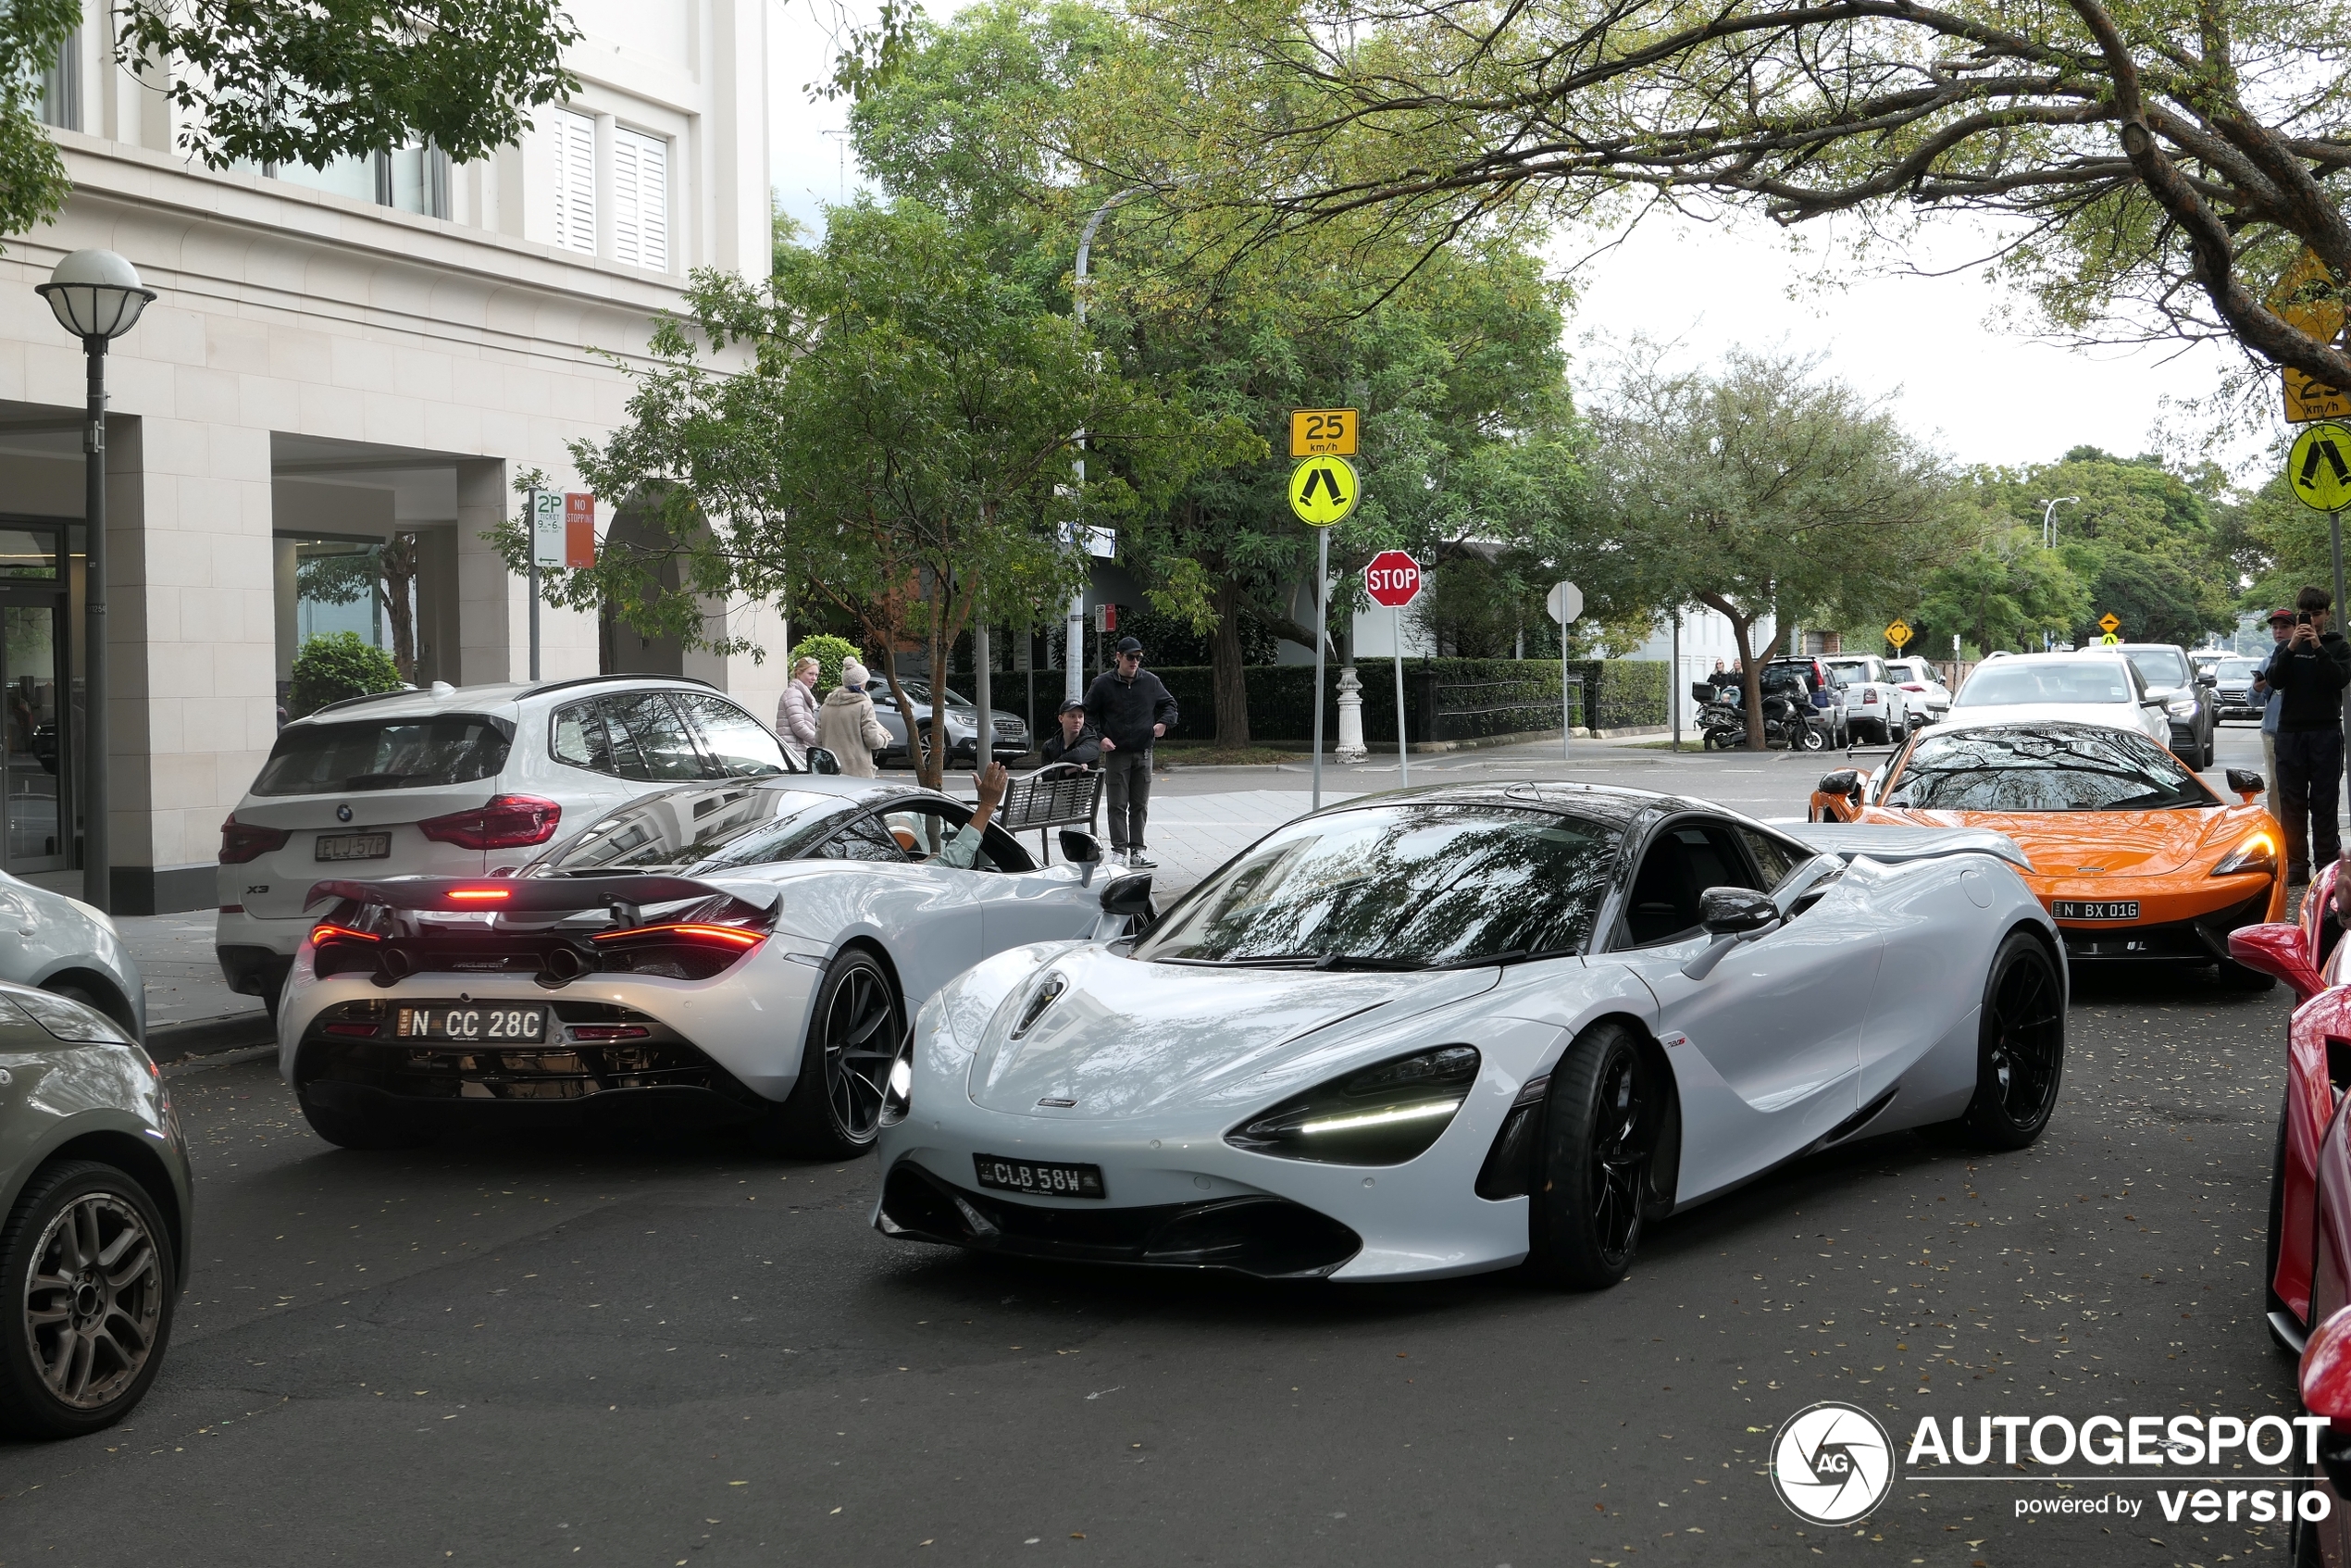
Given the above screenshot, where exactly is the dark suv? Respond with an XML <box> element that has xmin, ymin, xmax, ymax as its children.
<box><xmin>1762</xmin><ymin>656</ymin><xmax>1852</xmax><ymax>747</ymax></box>
<box><xmin>2117</xmin><ymin>642</ymin><xmax>2218</xmax><ymax>767</ymax></box>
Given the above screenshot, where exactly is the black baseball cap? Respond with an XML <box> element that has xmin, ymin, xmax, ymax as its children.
<box><xmin>1058</xmin><ymin>698</ymin><xmax>1087</xmax><ymax>715</ymax></box>
<box><xmin>1114</xmin><ymin>637</ymin><xmax>1143</xmax><ymax>655</ymax></box>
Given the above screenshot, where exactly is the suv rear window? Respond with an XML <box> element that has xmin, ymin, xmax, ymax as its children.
<box><xmin>251</xmin><ymin>715</ymin><xmax>512</xmax><ymax>796</ymax></box>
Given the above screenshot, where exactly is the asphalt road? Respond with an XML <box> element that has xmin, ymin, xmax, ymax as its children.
<box><xmin>0</xmin><ymin>720</ymin><xmax>2316</xmax><ymax>1567</ymax></box>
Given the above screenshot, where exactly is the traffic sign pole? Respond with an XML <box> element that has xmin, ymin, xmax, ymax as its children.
<box><xmin>1362</xmin><ymin>550</ymin><xmax>1423</xmax><ymax>786</ymax></box>
<box><xmin>1312</xmin><ymin>526</ymin><xmax>1328</xmax><ymax>811</ymax></box>
<box><xmin>1394</xmin><ymin>604</ymin><xmax>1410</xmax><ymax>788</ymax></box>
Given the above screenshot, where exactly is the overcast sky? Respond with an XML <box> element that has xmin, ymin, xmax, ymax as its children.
<box><xmin>766</xmin><ymin>0</ymin><xmax>2266</xmax><ymax>480</ymax></box>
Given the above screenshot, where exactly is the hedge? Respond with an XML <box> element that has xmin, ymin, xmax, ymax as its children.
<box><xmin>991</xmin><ymin>659</ymin><xmax>1667</xmax><ymax>743</ymax></box>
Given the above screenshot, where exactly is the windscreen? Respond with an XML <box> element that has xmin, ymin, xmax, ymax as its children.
<box><xmin>1882</xmin><ymin>728</ymin><xmax>2216</xmax><ymax>812</ymax></box>
<box><xmin>1133</xmin><ymin>803</ymin><xmax>1623</xmax><ymax>967</ymax></box>
<box><xmin>1824</xmin><ymin>659</ymin><xmax>1873</xmax><ymax>683</ymax></box>
<box><xmin>1953</xmin><ymin>660</ymin><xmax>2135</xmax><ymax>707</ymax></box>
<box><xmin>2123</xmin><ymin>647</ymin><xmax>2191</xmax><ymax>688</ymax></box>
<box><xmin>529</xmin><ymin>785</ymin><xmax>843</xmax><ymax>875</ymax></box>
<box><xmin>2217</xmin><ymin>659</ymin><xmax>2260</xmax><ymax>681</ymax></box>
<box><xmin>250</xmin><ymin>714</ymin><xmax>511</xmax><ymax>796</ymax></box>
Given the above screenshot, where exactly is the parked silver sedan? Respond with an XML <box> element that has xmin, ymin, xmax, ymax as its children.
<box><xmin>0</xmin><ymin>979</ymin><xmax>191</xmax><ymax>1437</ymax></box>
<box><xmin>0</xmin><ymin>870</ymin><xmax>146</xmax><ymax>1039</ymax></box>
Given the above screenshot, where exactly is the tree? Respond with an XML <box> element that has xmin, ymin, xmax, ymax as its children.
<box><xmin>1585</xmin><ymin>349</ymin><xmax>1959</xmax><ymax>745</ymax></box>
<box><xmin>3</xmin><ymin>0</ymin><xmax>578</xmax><ymax>249</ymax></box>
<box><xmin>1986</xmin><ymin>446</ymin><xmax>2238</xmax><ymax>643</ymax></box>
<box><xmin>1917</xmin><ymin>521</ymin><xmax>2092</xmax><ymax>656</ymax></box>
<box><xmin>847</xmin><ymin>0</ymin><xmax>1589</xmax><ymax>747</ymax></box>
<box><xmin>296</xmin><ymin>537</ymin><xmax>421</xmax><ymax>681</ymax></box>
<box><xmin>516</xmin><ymin>199</ymin><xmax>1245</xmax><ymax>790</ymax></box>
<box><xmin>1106</xmin><ymin>0</ymin><xmax>2351</xmax><ymax>399</ymax></box>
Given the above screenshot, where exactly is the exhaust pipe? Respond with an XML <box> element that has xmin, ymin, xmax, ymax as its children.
<box><xmin>370</xmin><ymin>945</ymin><xmax>414</xmax><ymax>989</ymax></box>
<box><xmin>537</xmin><ymin>943</ymin><xmax>591</xmax><ymax>989</ymax></box>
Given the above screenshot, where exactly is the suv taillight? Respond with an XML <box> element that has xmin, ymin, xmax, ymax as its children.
<box><xmin>219</xmin><ymin>814</ymin><xmax>292</xmax><ymax>864</ymax></box>
<box><xmin>418</xmin><ymin>795</ymin><xmax>563</xmax><ymax>851</ymax></box>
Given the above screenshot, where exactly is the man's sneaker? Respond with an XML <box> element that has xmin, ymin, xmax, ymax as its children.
<box><xmin>1126</xmin><ymin>850</ymin><xmax>1157</xmax><ymax>868</ymax></box>
<box><xmin>1107</xmin><ymin>848</ymin><xmax>1131</xmax><ymax>865</ymax></box>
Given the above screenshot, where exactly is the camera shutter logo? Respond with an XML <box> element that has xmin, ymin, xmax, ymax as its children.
<box><xmin>1770</xmin><ymin>1401</ymin><xmax>1896</xmax><ymax>1524</ymax></box>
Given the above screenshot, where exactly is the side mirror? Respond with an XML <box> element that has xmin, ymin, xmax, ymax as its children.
<box><xmin>2303</xmin><ymin>1306</ymin><xmax>2351</xmax><ymax>1492</ymax></box>
<box><xmin>1698</xmin><ymin>886</ymin><xmax>1779</xmax><ymax>937</ymax></box>
<box><xmin>2140</xmin><ymin>695</ymin><xmax>2166</xmax><ymax>708</ymax></box>
<box><xmin>2227</xmin><ymin>767</ymin><xmax>2264</xmax><ymax>799</ymax></box>
<box><xmin>2228</xmin><ymin>922</ymin><xmax>2325</xmax><ymax>1003</ymax></box>
<box><xmin>1059</xmin><ymin>828</ymin><xmax>1101</xmax><ymax>865</ymax></box>
<box><xmin>1099</xmin><ymin>870</ymin><xmax>1154</xmax><ymax>917</ymax></box>
<box><xmin>2198</xmin><ymin>671</ymin><xmax>2219</xmax><ymax>686</ymax></box>
<box><xmin>806</xmin><ymin>746</ymin><xmax>841</xmax><ymax>776</ymax></box>
<box><xmin>1818</xmin><ymin>768</ymin><xmax>1861</xmax><ymax>797</ymax></box>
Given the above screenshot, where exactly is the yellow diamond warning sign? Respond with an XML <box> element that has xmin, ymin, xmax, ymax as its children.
<box><xmin>2097</xmin><ymin>613</ymin><xmax>2121</xmax><ymax>635</ymax></box>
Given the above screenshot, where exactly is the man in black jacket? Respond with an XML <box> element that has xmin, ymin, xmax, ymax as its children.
<box><xmin>2264</xmin><ymin>585</ymin><xmax>2351</xmax><ymax>882</ymax></box>
<box><xmin>1040</xmin><ymin>700</ymin><xmax>1101</xmax><ymax>766</ymax></box>
<box><xmin>1085</xmin><ymin>637</ymin><xmax>1179</xmax><ymax>866</ymax></box>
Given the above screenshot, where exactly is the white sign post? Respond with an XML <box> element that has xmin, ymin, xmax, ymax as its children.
<box><xmin>1547</xmin><ymin>581</ymin><xmax>1584</xmax><ymax>759</ymax></box>
<box><xmin>526</xmin><ymin>488</ymin><xmax>566</xmax><ymax>680</ymax></box>
<box><xmin>1363</xmin><ymin>550</ymin><xmax>1423</xmax><ymax>786</ymax></box>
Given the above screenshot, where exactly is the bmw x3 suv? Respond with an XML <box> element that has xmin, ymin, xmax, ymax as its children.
<box><xmin>217</xmin><ymin>676</ymin><xmax>803</xmax><ymax>1015</ymax></box>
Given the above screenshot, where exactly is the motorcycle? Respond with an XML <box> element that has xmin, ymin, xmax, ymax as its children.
<box><xmin>1692</xmin><ymin>680</ymin><xmax>1824</xmax><ymax>752</ymax></box>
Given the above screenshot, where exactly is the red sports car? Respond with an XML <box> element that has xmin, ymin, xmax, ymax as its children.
<box><xmin>2227</xmin><ymin>863</ymin><xmax>2351</xmax><ymax>1353</ymax></box>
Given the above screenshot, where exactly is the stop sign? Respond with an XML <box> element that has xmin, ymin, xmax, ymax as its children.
<box><xmin>1364</xmin><ymin>549</ymin><xmax>1422</xmax><ymax>608</ymax></box>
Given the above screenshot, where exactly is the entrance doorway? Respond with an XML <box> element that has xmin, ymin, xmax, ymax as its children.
<box><xmin>0</xmin><ymin>521</ymin><xmax>77</xmax><ymax>876</ymax></box>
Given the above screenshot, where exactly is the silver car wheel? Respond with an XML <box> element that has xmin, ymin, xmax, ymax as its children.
<box><xmin>24</xmin><ymin>1190</ymin><xmax>164</xmax><ymax>1410</ymax></box>
<box><xmin>821</xmin><ymin>962</ymin><xmax>901</xmax><ymax>1142</ymax></box>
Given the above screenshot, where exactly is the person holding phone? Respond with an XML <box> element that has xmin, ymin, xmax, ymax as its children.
<box><xmin>2262</xmin><ymin>587</ymin><xmax>2351</xmax><ymax>883</ymax></box>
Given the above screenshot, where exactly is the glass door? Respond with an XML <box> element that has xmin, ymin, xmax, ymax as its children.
<box><xmin>2</xmin><ymin>603</ymin><xmax>65</xmax><ymax>872</ymax></box>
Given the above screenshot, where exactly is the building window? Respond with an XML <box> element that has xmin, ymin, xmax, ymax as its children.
<box><xmin>38</xmin><ymin>31</ymin><xmax>79</xmax><ymax>131</ymax></box>
<box><xmin>253</xmin><ymin>144</ymin><xmax>450</xmax><ymax>218</ymax></box>
<box><xmin>612</xmin><ymin>127</ymin><xmax>668</xmax><ymax>271</ymax></box>
<box><xmin>550</xmin><ymin>109</ymin><xmax>597</xmax><ymax>255</ymax></box>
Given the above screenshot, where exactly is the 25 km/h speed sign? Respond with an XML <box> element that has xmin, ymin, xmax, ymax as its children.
<box><xmin>1364</xmin><ymin>550</ymin><xmax>1422</xmax><ymax>607</ymax></box>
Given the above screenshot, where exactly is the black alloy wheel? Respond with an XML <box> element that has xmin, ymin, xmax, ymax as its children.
<box><xmin>1958</xmin><ymin>932</ymin><xmax>2066</xmax><ymax>1149</ymax></box>
<box><xmin>0</xmin><ymin>1161</ymin><xmax>176</xmax><ymax>1439</ymax></box>
<box><xmin>766</xmin><ymin>947</ymin><xmax>904</xmax><ymax>1159</ymax></box>
<box><xmin>1528</xmin><ymin>1022</ymin><xmax>1661</xmax><ymax>1290</ymax></box>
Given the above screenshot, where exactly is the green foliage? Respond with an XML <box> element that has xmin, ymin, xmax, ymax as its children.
<box><xmin>1915</xmin><ymin>522</ymin><xmax>2091</xmax><ymax>658</ymax></box>
<box><xmin>789</xmin><ymin>634</ymin><xmax>865</xmax><ymax>696</ymax></box>
<box><xmin>118</xmin><ymin>0</ymin><xmax>578</xmax><ymax>171</ymax></box>
<box><xmin>288</xmin><ymin>632</ymin><xmax>403</xmax><ymax>719</ymax></box>
<box><xmin>0</xmin><ymin>0</ymin><xmax>81</xmax><ymax>248</ymax></box>
<box><xmin>522</xmin><ymin>196</ymin><xmax>1250</xmax><ymax>788</ymax></box>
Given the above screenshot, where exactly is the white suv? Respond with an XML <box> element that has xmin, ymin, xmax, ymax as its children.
<box><xmin>217</xmin><ymin>676</ymin><xmax>801</xmax><ymax>1015</ymax></box>
<box><xmin>1822</xmin><ymin>654</ymin><xmax>1914</xmax><ymax>742</ymax></box>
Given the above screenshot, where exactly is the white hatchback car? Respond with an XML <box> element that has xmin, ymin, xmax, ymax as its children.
<box><xmin>218</xmin><ymin>676</ymin><xmax>803</xmax><ymax>1015</ymax></box>
<box><xmin>1941</xmin><ymin>651</ymin><xmax>2171</xmax><ymax>748</ymax></box>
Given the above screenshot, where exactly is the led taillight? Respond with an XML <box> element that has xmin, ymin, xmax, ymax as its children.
<box><xmin>418</xmin><ymin>795</ymin><xmax>563</xmax><ymax>851</ymax></box>
<box><xmin>568</xmin><ymin>1025</ymin><xmax>652</xmax><ymax>1042</ymax></box>
<box><xmin>445</xmin><ymin>887</ymin><xmax>513</xmax><ymax>902</ymax></box>
<box><xmin>219</xmin><ymin>814</ymin><xmax>292</xmax><ymax>864</ymax></box>
<box><xmin>324</xmin><ymin>1021</ymin><xmax>381</xmax><ymax>1038</ymax></box>
<box><xmin>310</xmin><ymin>923</ymin><xmax>379</xmax><ymax>946</ymax></box>
<box><xmin>591</xmin><ymin>922</ymin><xmax>765</xmax><ymax>950</ymax></box>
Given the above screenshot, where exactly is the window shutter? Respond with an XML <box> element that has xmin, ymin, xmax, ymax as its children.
<box><xmin>613</xmin><ymin>129</ymin><xmax>668</xmax><ymax>271</ymax></box>
<box><xmin>550</xmin><ymin>109</ymin><xmax>596</xmax><ymax>255</ymax></box>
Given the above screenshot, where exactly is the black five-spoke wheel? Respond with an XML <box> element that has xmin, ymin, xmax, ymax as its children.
<box><xmin>1959</xmin><ymin>931</ymin><xmax>2066</xmax><ymax>1149</ymax></box>
<box><xmin>1529</xmin><ymin>1022</ymin><xmax>1662</xmax><ymax>1290</ymax></box>
<box><xmin>766</xmin><ymin>948</ymin><xmax>905</xmax><ymax>1159</ymax></box>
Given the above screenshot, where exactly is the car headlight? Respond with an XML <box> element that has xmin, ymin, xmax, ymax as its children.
<box><xmin>1225</xmin><ymin>1046</ymin><xmax>1480</xmax><ymax>1165</ymax></box>
<box><xmin>2213</xmin><ymin>831</ymin><xmax>2278</xmax><ymax>877</ymax></box>
<box><xmin>2167</xmin><ymin>696</ymin><xmax>2199</xmax><ymax>716</ymax></box>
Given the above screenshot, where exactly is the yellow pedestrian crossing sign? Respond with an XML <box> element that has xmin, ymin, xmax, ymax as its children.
<box><xmin>2290</xmin><ymin>422</ymin><xmax>2351</xmax><ymax>512</ymax></box>
<box><xmin>1885</xmin><ymin>619</ymin><xmax>1911</xmax><ymax>649</ymax></box>
<box><xmin>2098</xmin><ymin>613</ymin><xmax>2121</xmax><ymax>634</ymax></box>
<box><xmin>2099</xmin><ymin>633</ymin><xmax>2121</xmax><ymax>645</ymax></box>
<box><xmin>1289</xmin><ymin>454</ymin><xmax>1360</xmax><ymax>528</ymax></box>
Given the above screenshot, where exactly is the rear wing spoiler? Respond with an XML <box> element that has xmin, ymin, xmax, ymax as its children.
<box><xmin>303</xmin><ymin>874</ymin><xmax>780</xmax><ymax>915</ymax></box>
<box><xmin>1779</xmin><ymin>823</ymin><xmax>2032</xmax><ymax>873</ymax></box>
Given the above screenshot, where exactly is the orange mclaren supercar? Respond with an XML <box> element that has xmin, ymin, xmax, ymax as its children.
<box><xmin>1809</xmin><ymin>719</ymin><xmax>2285</xmax><ymax>981</ymax></box>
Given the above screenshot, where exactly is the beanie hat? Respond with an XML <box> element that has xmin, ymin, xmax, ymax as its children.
<box><xmin>840</xmin><ymin>658</ymin><xmax>869</xmax><ymax>688</ymax></box>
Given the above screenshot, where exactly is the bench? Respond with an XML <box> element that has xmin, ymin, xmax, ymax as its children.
<box><xmin>997</xmin><ymin>763</ymin><xmax>1103</xmax><ymax>865</ymax></box>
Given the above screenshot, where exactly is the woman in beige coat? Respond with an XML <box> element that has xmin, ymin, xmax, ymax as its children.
<box><xmin>815</xmin><ymin>658</ymin><xmax>892</xmax><ymax>778</ymax></box>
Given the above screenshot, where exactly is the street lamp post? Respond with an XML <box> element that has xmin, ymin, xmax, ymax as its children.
<box><xmin>1068</xmin><ymin>187</ymin><xmax>1142</xmax><ymax>705</ymax></box>
<box><xmin>36</xmin><ymin>250</ymin><xmax>155</xmax><ymax>914</ymax></box>
<box><xmin>2038</xmin><ymin>495</ymin><xmax>2080</xmax><ymax>549</ymax></box>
